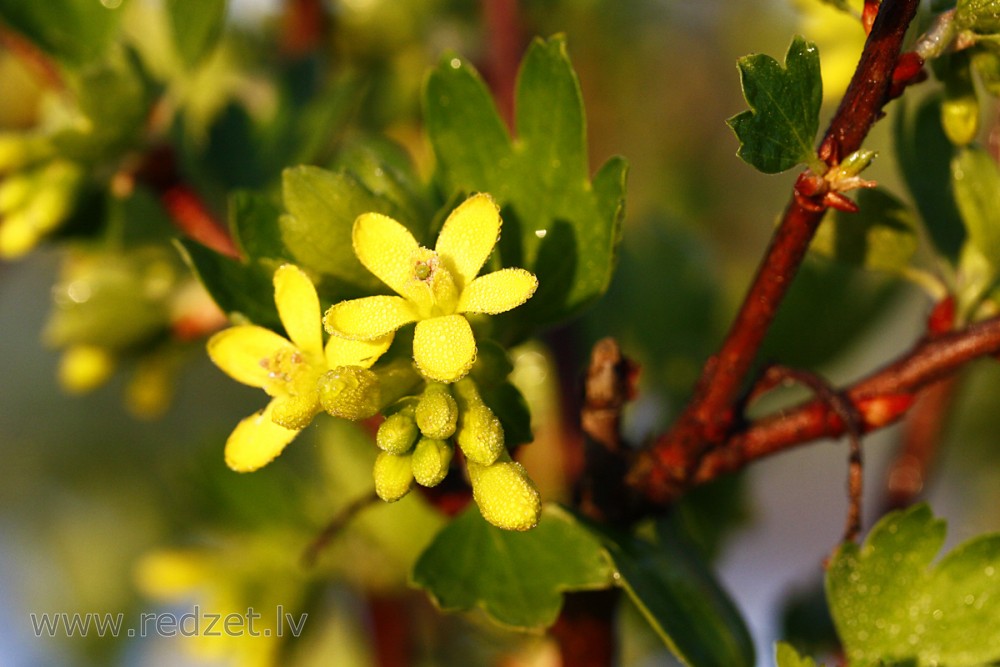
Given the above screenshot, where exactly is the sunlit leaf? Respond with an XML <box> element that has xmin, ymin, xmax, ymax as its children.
<box><xmin>411</xmin><ymin>504</ymin><xmax>614</xmax><ymax>629</ymax></box>
<box><xmin>956</xmin><ymin>0</ymin><xmax>1000</xmax><ymax>33</ymax></box>
<box><xmin>827</xmin><ymin>503</ymin><xmax>1000</xmax><ymax>666</ymax></box>
<box><xmin>727</xmin><ymin>35</ymin><xmax>823</xmax><ymax>174</ymax></box>
<box><xmin>592</xmin><ymin>518</ymin><xmax>756</xmax><ymax>667</ymax></box>
<box><xmin>774</xmin><ymin>641</ymin><xmax>821</xmax><ymax>667</ymax></box>
<box><xmin>425</xmin><ymin>35</ymin><xmax>628</xmax><ymax>328</ymax></box>
<box><xmin>166</xmin><ymin>0</ymin><xmax>227</xmax><ymax>69</ymax></box>
<box><xmin>0</xmin><ymin>0</ymin><xmax>127</xmax><ymax>65</ymax></box>
<box><xmin>813</xmin><ymin>187</ymin><xmax>919</xmax><ymax>273</ymax></box>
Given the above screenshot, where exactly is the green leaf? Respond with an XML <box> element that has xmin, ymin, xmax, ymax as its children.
<box><xmin>774</xmin><ymin>642</ymin><xmax>820</xmax><ymax>667</ymax></box>
<box><xmin>176</xmin><ymin>239</ymin><xmax>280</xmax><ymax>330</ymax></box>
<box><xmin>165</xmin><ymin>0</ymin><xmax>227</xmax><ymax>69</ymax></box>
<box><xmin>228</xmin><ymin>191</ymin><xmax>288</xmax><ymax>261</ymax></box>
<box><xmin>826</xmin><ymin>503</ymin><xmax>1000</xmax><ymax>666</ymax></box>
<box><xmin>593</xmin><ymin>519</ymin><xmax>755</xmax><ymax>667</ymax></box>
<box><xmin>727</xmin><ymin>36</ymin><xmax>823</xmax><ymax>174</ymax></box>
<box><xmin>411</xmin><ymin>504</ymin><xmax>614</xmax><ymax>629</ymax></box>
<box><xmin>812</xmin><ymin>188</ymin><xmax>919</xmax><ymax>273</ymax></box>
<box><xmin>0</xmin><ymin>0</ymin><xmax>127</xmax><ymax>65</ymax></box>
<box><xmin>953</xmin><ymin>145</ymin><xmax>1000</xmax><ymax>269</ymax></box>
<box><xmin>425</xmin><ymin>35</ymin><xmax>628</xmax><ymax>327</ymax></box>
<box><xmin>278</xmin><ymin>166</ymin><xmax>416</xmax><ymax>296</ymax></box>
<box><xmin>893</xmin><ymin>94</ymin><xmax>965</xmax><ymax>259</ymax></box>
<box><xmin>956</xmin><ymin>0</ymin><xmax>1000</xmax><ymax>33</ymax></box>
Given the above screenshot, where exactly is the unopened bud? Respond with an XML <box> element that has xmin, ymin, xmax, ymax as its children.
<box><xmin>467</xmin><ymin>458</ymin><xmax>541</xmax><ymax>531</ymax></box>
<box><xmin>457</xmin><ymin>402</ymin><xmax>504</xmax><ymax>466</ymax></box>
<box><xmin>411</xmin><ymin>437</ymin><xmax>453</xmax><ymax>487</ymax></box>
<box><xmin>319</xmin><ymin>366</ymin><xmax>380</xmax><ymax>420</ymax></box>
<box><xmin>376</xmin><ymin>408</ymin><xmax>419</xmax><ymax>455</ymax></box>
<box><xmin>58</xmin><ymin>344</ymin><xmax>115</xmax><ymax>394</ymax></box>
<box><xmin>416</xmin><ymin>382</ymin><xmax>458</xmax><ymax>439</ymax></box>
<box><xmin>373</xmin><ymin>451</ymin><xmax>414</xmax><ymax>502</ymax></box>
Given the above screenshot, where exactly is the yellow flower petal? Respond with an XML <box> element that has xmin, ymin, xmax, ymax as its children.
<box><xmin>434</xmin><ymin>193</ymin><xmax>501</xmax><ymax>288</ymax></box>
<box><xmin>273</xmin><ymin>264</ymin><xmax>322</xmax><ymax>355</ymax></box>
<box><xmin>224</xmin><ymin>402</ymin><xmax>300</xmax><ymax>472</ymax></box>
<box><xmin>208</xmin><ymin>326</ymin><xmax>294</xmax><ymax>387</ymax></box>
<box><xmin>458</xmin><ymin>268</ymin><xmax>538</xmax><ymax>314</ymax></box>
<box><xmin>353</xmin><ymin>212</ymin><xmax>421</xmax><ymax>297</ymax></box>
<box><xmin>324</xmin><ymin>295</ymin><xmax>417</xmax><ymax>340</ymax></box>
<box><xmin>413</xmin><ymin>314</ymin><xmax>476</xmax><ymax>383</ymax></box>
<box><xmin>325</xmin><ymin>332</ymin><xmax>394</xmax><ymax>368</ymax></box>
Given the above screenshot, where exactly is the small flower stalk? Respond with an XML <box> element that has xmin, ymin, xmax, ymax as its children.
<box><xmin>208</xmin><ymin>194</ymin><xmax>542</xmax><ymax>530</ymax></box>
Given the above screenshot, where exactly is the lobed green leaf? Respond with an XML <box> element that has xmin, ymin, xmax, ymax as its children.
<box><xmin>826</xmin><ymin>503</ymin><xmax>1000</xmax><ymax>666</ymax></box>
<box><xmin>727</xmin><ymin>35</ymin><xmax>823</xmax><ymax>174</ymax></box>
<box><xmin>424</xmin><ymin>35</ymin><xmax>628</xmax><ymax>328</ymax></box>
<box><xmin>955</xmin><ymin>0</ymin><xmax>1000</xmax><ymax>33</ymax></box>
<box><xmin>411</xmin><ymin>504</ymin><xmax>614</xmax><ymax>629</ymax></box>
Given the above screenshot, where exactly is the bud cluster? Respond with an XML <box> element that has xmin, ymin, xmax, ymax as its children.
<box><xmin>0</xmin><ymin>134</ymin><xmax>83</xmax><ymax>258</ymax></box>
<box><xmin>372</xmin><ymin>377</ymin><xmax>540</xmax><ymax>531</ymax></box>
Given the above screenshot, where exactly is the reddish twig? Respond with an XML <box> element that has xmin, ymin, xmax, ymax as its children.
<box><xmin>280</xmin><ymin>0</ymin><xmax>327</xmax><ymax>58</ymax></box>
<box><xmin>132</xmin><ymin>145</ymin><xmax>240</xmax><ymax>259</ymax></box>
<box><xmin>678</xmin><ymin>316</ymin><xmax>1000</xmax><ymax>495</ymax></box>
<box><xmin>628</xmin><ymin>0</ymin><xmax>922</xmax><ymax>502</ymax></box>
<box><xmin>481</xmin><ymin>0</ymin><xmax>523</xmax><ymax>129</ymax></box>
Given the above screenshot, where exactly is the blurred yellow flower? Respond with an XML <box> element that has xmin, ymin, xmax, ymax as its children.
<box><xmin>208</xmin><ymin>264</ymin><xmax>390</xmax><ymax>471</ymax></box>
<box><xmin>324</xmin><ymin>193</ymin><xmax>538</xmax><ymax>383</ymax></box>
<box><xmin>793</xmin><ymin>0</ymin><xmax>867</xmax><ymax>103</ymax></box>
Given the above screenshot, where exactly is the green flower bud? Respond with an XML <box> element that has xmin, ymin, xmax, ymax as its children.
<box><xmin>456</xmin><ymin>402</ymin><xmax>504</xmax><ymax>466</ymax></box>
<box><xmin>373</xmin><ymin>451</ymin><xmax>414</xmax><ymax>502</ymax></box>
<box><xmin>415</xmin><ymin>382</ymin><xmax>458</xmax><ymax>439</ymax></box>
<box><xmin>411</xmin><ymin>437</ymin><xmax>453</xmax><ymax>487</ymax></box>
<box><xmin>376</xmin><ymin>409</ymin><xmax>419</xmax><ymax>455</ymax></box>
<box><xmin>467</xmin><ymin>458</ymin><xmax>541</xmax><ymax>531</ymax></box>
<box><xmin>942</xmin><ymin>93</ymin><xmax>980</xmax><ymax>147</ymax></box>
<box><xmin>319</xmin><ymin>366</ymin><xmax>380</xmax><ymax>420</ymax></box>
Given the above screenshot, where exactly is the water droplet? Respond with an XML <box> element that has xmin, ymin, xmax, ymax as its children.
<box><xmin>964</xmin><ymin>594</ymin><xmax>975</xmax><ymax>606</ymax></box>
<box><xmin>66</xmin><ymin>280</ymin><xmax>92</xmax><ymax>304</ymax></box>
<box><xmin>449</xmin><ymin>58</ymin><xmax>462</xmax><ymax>69</ymax></box>
<box><xmin>534</xmin><ymin>229</ymin><xmax>547</xmax><ymax>239</ymax></box>
<box><xmin>986</xmin><ymin>566</ymin><xmax>996</xmax><ymax>577</ymax></box>
<box><xmin>101</xmin><ymin>0</ymin><xmax>123</xmax><ymax>7</ymax></box>
<box><xmin>932</xmin><ymin>609</ymin><xmax>943</xmax><ymax>620</ymax></box>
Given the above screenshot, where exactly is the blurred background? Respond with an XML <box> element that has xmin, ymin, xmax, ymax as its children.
<box><xmin>3</xmin><ymin>0</ymin><xmax>1000</xmax><ymax>665</ymax></box>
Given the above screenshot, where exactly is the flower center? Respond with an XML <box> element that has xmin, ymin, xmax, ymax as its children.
<box><xmin>408</xmin><ymin>248</ymin><xmax>459</xmax><ymax>317</ymax></box>
<box><xmin>261</xmin><ymin>347</ymin><xmax>320</xmax><ymax>399</ymax></box>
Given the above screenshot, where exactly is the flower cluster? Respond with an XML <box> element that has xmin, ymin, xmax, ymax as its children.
<box><xmin>0</xmin><ymin>133</ymin><xmax>83</xmax><ymax>258</ymax></box>
<box><xmin>208</xmin><ymin>194</ymin><xmax>542</xmax><ymax>530</ymax></box>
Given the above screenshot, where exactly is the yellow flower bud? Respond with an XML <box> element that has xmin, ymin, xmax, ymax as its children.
<box><xmin>0</xmin><ymin>211</ymin><xmax>43</xmax><ymax>258</ymax></box>
<box><xmin>457</xmin><ymin>402</ymin><xmax>504</xmax><ymax>466</ymax></box>
<box><xmin>942</xmin><ymin>93</ymin><xmax>980</xmax><ymax>147</ymax></box>
<box><xmin>467</xmin><ymin>458</ymin><xmax>541</xmax><ymax>531</ymax></box>
<box><xmin>319</xmin><ymin>366</ymin><xmax>380</xmax><ymax>421</ymax></box>
<box><xmin>415</xmin><ymin>382</ymin><xmax>458</xmax><ymax>439</ymax></box>
<box><xmin>373</xmin><ymin>451</ymin><xmax>414</xmax><ymax>502</ymax></box>
<box><xmin>0</xmin><ymin>172</ymin><xmax>35</xmax><ymax>215</ymax></box>
<box><xmin>58</xmin><ymin>344</ymin><xmax>115</xmax><ymax>394</ymax></box>
<box><xmin>411</xmin><ymin>437</ymin><xmax>453</xmax><ymax>487</ymax></box>
<box><xmin>377</xmin><ymin>408</ymin><xmax>419</xmax><ymax>455</ymax></box>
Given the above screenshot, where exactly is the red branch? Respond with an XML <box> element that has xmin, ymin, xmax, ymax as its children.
<box><xmin>679</xmin><ymin>316</ymin><xmax>1000</xmax><ymax>497</ymax></box>
<box><xmin>627</xmin><ymin>0</ymin><xmax>922</xmax><ymax>502</ymax></box>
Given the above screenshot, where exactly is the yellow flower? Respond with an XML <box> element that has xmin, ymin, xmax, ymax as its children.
<box><xmin>323</xmin><ymin>193</ymin><xmax>538</xmax><ymax>383</ymax></box>
<box><xmin>208</xmin><ymin>264</ymin><xmax>390</xmax><ymax>472</ymax></box>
